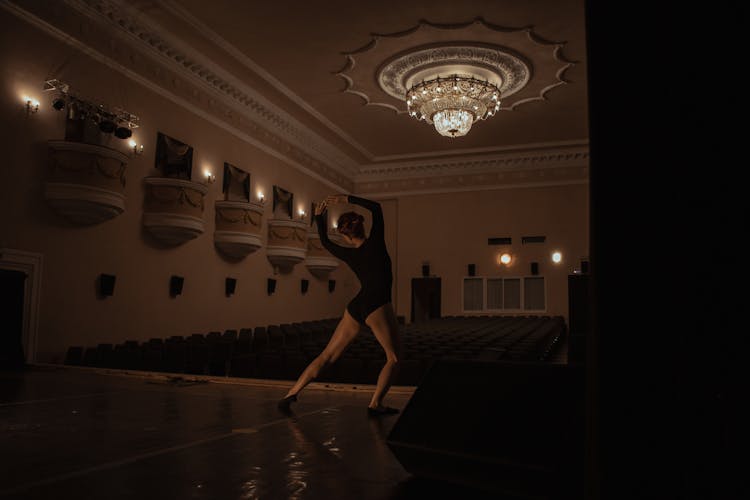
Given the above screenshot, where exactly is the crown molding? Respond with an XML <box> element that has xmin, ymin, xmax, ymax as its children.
<box><xmin>356</xmin><ymin>142</ymin><xmax>589</xmax><ymax>181</ymax></box>
<box><xmin>64</xmin><ymin>0</ymin><xmax>360</xmax><ymax>177</ymax></box>
<box><xmin>0</xmin><ymin>0</ymin><xmax>354</xmax><ymax>193</ymax></box>
<box><xmin>354</xmin><ymin>142</ymin><xmax>588</xmax><ymax>197</ymax></box>
<box><xmin>359</xmin><ymin>178</ymin><xmax>588</xmax><ymax>199</ymax></box>
<box><xmin>3</xmin><ymin>0</ymin><xmax>590</xmax><ymax>197</ymax></box>
<box><xmin>158</xmin><ymin>0</ymin><xmax>375</xmax><ymax>162</ymax></box>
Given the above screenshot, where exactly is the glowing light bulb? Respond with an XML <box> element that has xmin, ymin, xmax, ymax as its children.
<box><xmin>499</xmin><ymin>253</ymin><xmax>512</xmax><ymax>265</ymax></box>
<box><xmin>552</xmin><ymin>251</ymin><xmax>562</xmax><ymax>263</ymax></box>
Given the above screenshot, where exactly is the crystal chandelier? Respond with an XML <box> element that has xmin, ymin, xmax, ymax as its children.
<box><xmin>406</xmin><ymin>75</ymin><xmax>501</xmax><ymax>138</ymax></box>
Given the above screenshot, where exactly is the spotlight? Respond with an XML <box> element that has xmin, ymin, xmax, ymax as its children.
<box><xmin>52</xmin><ymin>97</ymin><xmax>65</xmax><ymax>110</ymax></box>
<box><xmin>114</xmin><ymin>125</ymin><xmax>132</xmax><ymax>139</ymax></box>
<box><xmin>99</xmin><ymin>119</ymin><xmax>116</xmax><ymax>133</ymax></box>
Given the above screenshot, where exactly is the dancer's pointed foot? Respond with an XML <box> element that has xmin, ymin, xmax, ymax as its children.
<box><xmin>277</xmin><ymin>394</ymin><xmax>297</xmax><ymax>415</ymax></box>
<box><xmin>367</xmin><ymin>405</ymin><xmax>399</xmax><ymax>417</ymax></box>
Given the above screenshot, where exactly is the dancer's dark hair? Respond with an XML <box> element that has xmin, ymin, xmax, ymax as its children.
<box><xmin>337</xmin><ymin>211</ymin><xmax>365</xmax><ymax>239</ymax></box>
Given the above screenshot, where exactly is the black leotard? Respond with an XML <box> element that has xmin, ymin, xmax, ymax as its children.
<box><xmin>316</xmin><ymin>195</ymin><xmax>393</xmax><ymax>325</ymax></box>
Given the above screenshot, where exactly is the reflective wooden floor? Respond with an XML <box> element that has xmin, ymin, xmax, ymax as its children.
<box><xmin>0</xmin><ymin>366</ymin><xmax>507</xmax><ymax>500</ymax></box>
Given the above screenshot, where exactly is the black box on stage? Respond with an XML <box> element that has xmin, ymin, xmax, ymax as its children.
<box><xmin>387</xmin><ymin>360</ymin><xmax>585</xmax><ymax>498</ymax></box>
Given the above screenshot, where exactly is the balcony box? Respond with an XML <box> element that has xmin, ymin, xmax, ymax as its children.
<box><xmin>305</xmin><ymin>230</ymin><xmax>342</xmax><ymax>278</ymax></box>
<box><xmin>266</xmin><ymin>219</ymin><xmax>308</xmax><ymax>272</ymax></box>
<box><xmin>214</xmin><ymin>200</ymin><xmax>264</xmax><ymax>259</ymax></box>
<box><xmin>142</xmin><ymin>177</ymin><xmax>207</xmax><ymax>245</ymax></box>
<box><xmin>44</xmin><ymin>141</ymin><xmax>129</xmax><ymax>225</ymax></box>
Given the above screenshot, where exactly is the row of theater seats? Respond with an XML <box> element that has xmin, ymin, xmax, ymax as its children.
<box><xmin>64</xmin><ymin>315</ymin><xmax>565</xmax><ymax>386</ymax></box>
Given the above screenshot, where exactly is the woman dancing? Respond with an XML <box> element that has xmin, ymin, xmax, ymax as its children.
<box><xmin>278</xmin><ymin>194</ymin><xmax>402</xmax><ymax>416</ymax></box>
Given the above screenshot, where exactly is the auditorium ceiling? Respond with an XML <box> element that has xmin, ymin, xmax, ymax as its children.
<box><xmin>4</xmin><ymin>0</ymin><xmax>590</xmax><ymax>196</ymax></box>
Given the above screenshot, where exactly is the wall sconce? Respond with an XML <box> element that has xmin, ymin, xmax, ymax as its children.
<box><xmin>128</xmin><ymin>139</ymin><xmax>144</xmax><ymax>156</ymax></box>
<box><xmin>551</xmin><ymin>251</ymin><xmax>563</xmax><ymax>264</ymax></box>
<box><xmin>298</xmin><ymin>208</ymin><xmax>306</xmax><ymax>220</ymax></box>
<box><xmin>24</xmin><ymin>96</ymin><xmax>39</xmax><ymax>115</ymax></box>
<box><xmin>257</xmin><ymin>191</ymin><xmax>265</xmax><ymax>204</ymax></box>
<box><xmin>204</xmin><ymin>170</ymin><xmax>216</xmax><ymax>184</ymax></box>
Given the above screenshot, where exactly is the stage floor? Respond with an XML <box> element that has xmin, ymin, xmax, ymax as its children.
<box><xmin>0</xmin><ymin>366</ymin><xmax>505</xmax><ymax>499</ymax></box>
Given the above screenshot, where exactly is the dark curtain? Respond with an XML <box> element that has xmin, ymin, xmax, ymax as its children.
<box><xmin>273</xmin><ymin>185</ymin><xmax>293</xmax><ymax>219</ymax></box>
<box><xmin>223</xmin><ymin>162</ymin><xmax>251</xmax><ymax>201</ymax></box>
<box><xmin>155</xmin><ymin>132</ymin><xmax>193</xmax><ymax>180</ymax></box>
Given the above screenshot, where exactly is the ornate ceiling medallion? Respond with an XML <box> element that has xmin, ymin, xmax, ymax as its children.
<box><xmin>377</xmin><ymin>44</ymin><xmax>530</xmax><ymax>102</ymax></box>
<box><xmin>335</xmin><ymin>18</ymin><xmax>575</xmax><ymax>137</ymax></box>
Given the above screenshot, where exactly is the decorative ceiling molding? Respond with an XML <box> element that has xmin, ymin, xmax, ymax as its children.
<box><xmin>3</xmin><ymin>0</ymin><xmax>589</xmax><ymax>197</ymax></box>
<box><xmin>335</xmin><ymin>17</ymin><xmax>577</xmax><ymax>115</ymax></box>
<box><xmin>1</xmin><ymin>0</ymin><xmax>353</xmax><ymax>191</ymax></box>
<box><xmin>355</xmin><ymin>142</ymin><xmax>589</xmax><ymax>182</ymax></box>
<box><xmin>66</xmin><ymin>0</ymin><xmax>361</xmax><ymax>177</ymax></box>
<box><xmin>356</xmin><ymin>170</ymin><xmax>588</xmax><ymax>199</ymax></box>
<box><xmin>158</xmin><ymin>0</ymin><xmax>375</xmax><ymax>161</ymax></box>
<box><xmin>369</xmin><ymin>139</ymin><xmax>587</xmax><ymax>163</ymax></box>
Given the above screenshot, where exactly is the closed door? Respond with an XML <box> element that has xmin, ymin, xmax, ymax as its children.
<box><xmin>411</xmin><ymin>277</ymin><xmax>441</xmax><ymax>323</ymax></box>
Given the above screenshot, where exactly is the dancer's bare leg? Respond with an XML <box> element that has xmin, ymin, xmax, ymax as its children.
<box><xmin>365</xmin><ymin>303</ymin><xmax>402</xmax><ymax>409</ymax></box>
<box><xmin>283</xmin><ymin>309</ymin><xmax>360</xmax><ymax>399</ymax></box>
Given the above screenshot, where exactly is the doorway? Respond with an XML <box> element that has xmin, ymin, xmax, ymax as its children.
<box><xmin>411</xmin><ymin>277</ymin><xmax>441</xmax><ymax>323</ymax></box>
<box><xmin>0</xmin><ymin>269</ymin><xmax>27</xmax><ymax>369</ymax></box>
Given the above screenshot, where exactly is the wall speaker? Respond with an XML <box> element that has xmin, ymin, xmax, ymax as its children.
<box><xmin>225</xmin><ymin>277</ymin><xmax>237</xmax><ymax>296</ymax></box>
<box><xmin>468</xmin><ymin>264</ymin><xmax>476</xmax><ymax>276</ymax></box>
<box><xmin>328</xmin><ymin>279</ymin><xmax>336</xmax><ymax>293</ymax></box>
<box><xmin>387</xmin><ymin>360</ymin><xmax>585</xmax><ymax>498</ymax></box>
<box><xmin>530</xmin><ymin>262</ymin><xmax>539</xmax><ymax>275</ymax></box>
<box><xmin>99</xmin><ymin>274</ymin><xmax>116</xmax><ymax>297</ymax></box>
<box><xmin>169</xmin><ymin>275</ymin><xmax>184</xmax><ymax>297</ymax></box>
<box><xmin>301</xmin><ymin>279</ymin><xmax>309</xmax><ymax>294</ymax></box>
<box><xmin>422</xmin><ymin>264</ymin><xmax>430</xmax><ymax>277</ymax></box>
<box><xmin>267</xmin><ymin>278</ymin><xmax>277</xmax><ymax>295</ymax></box>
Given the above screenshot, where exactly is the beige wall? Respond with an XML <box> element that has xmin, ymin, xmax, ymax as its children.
<box><xmin>391</xmin><ymin>185</ymin><xmax>589</xmax><ymax>322</ymax></box>
<box><xmin>0</xmin><ymin>13</ymin><xmax>357</xmax><ymax>363</ymax></box>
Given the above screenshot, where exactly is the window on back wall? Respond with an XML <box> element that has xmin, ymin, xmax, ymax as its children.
<box><xmin>463</xmin><ymin>277</ymin><xmax>484</xmax><ymax>311</ymax></box>
<box><xmin>462</xmin><ymin>276</ymin><xmax>546</xmax><ymax>313</ymax></box>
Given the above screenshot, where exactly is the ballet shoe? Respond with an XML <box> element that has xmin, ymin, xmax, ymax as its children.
<box><xmin>277</xmin><ymin>394</ymin><xmax>297</xmax><ymax>414</ymax></box>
